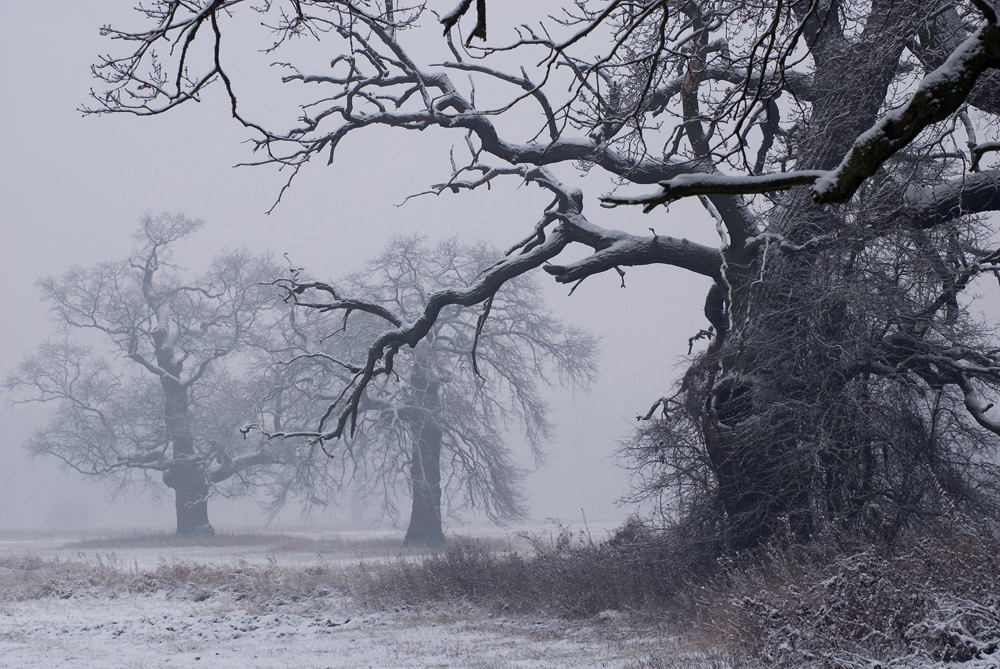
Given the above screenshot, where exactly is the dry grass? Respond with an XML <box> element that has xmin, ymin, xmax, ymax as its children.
<box><xmin>4</xmin><ymin>518</ymin><xmax>998</xmax><ymax>667</ymax></box>
<box><xmin>0</xmin><ymin>552</ymin><xmax>339</xmax><ymax>610</ymax></box>
<box><xmin>0</xmin><ymin>530</ymin><xmax>393</xmax><ymax>612</ymax></box>
<box><xmin>342</xmin><ymin>521</ymin><xmax>695</xmax><ymax>618</ymax></box>
<box><xmin>707</xmin><ymin>517</ymin><xmax>1000</xmax><ymax>667</ymax></box>
<box><xmin>63</xmin><ymin>528</ymin><xmax>404</xmax><ymax>556</ymax></box>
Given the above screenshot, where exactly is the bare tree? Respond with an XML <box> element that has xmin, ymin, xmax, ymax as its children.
<box><xmin>88</xmin><ymin>1</ymin><xmax>1000</xmax><ymax>549</ymax></box>
<box><xmin>256</xmin><ymin>236</ymin><xmax>598</xmax><ymax>544</ymax></box>
<box><xmin>4</xmin><ymin>214</ymin><xmax>283</xmax><ymax>535</ymax></box>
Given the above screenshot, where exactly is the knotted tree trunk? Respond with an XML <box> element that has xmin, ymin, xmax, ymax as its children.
<box><xmin>682</xmin><ymin>3</ymin><xmax>968</xmax><ymax>550</ymax></box>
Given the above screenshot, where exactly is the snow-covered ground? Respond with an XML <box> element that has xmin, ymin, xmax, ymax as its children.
<box><xmin>3</xmin><ymin>526</ymin><xmax>999</xmax><ymax>668</ymax></box>
<box><xmin>0</xmin><ymin>526</ymin><xmax>712</xmax><ymax>668</ymax></box>
<box><xmin>0</xmin><ymin>592</ymin><xmax>691</xmax><ymax>668</ymax></box>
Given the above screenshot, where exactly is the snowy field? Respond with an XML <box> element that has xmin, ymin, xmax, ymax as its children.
<box><xmin>0</xmin><ymin>593</ymin><xmax>690</xmax><ymax>668</ymax></box>
<box><xmin>0</xmin><ymin>525</ymin><xmax>716</xmax><ymax>668</ymax></box>
<box><xmin>2</xmin><ymin>526</ymin><xmax>999</xmax><ymax>668</ymax></box>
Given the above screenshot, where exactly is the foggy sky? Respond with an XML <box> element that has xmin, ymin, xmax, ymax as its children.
<box><xmin>0</xmin><ymin>2</ymin><xmax>717</xmax><ymax>533</ymax></box>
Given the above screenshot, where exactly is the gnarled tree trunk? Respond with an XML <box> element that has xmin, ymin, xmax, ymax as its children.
<box><xmin>158</xmin><ymin>343</ymin><xmax>215</xmax><ymax>536</ymax></box>
<box><xmin>402</xmin><ymin>364</ymin><xmax>445</xmax><ymax>546</ymax></box>
<box><xmin>164</xmin><ymin>457</ymin><xmax>214</xmax><ymax>536</ymax></box>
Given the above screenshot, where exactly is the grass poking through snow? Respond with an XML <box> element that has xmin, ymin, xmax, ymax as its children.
<box><xmin>3</xmin><ymin>517</ymin><xmax>999</xmax><ymax>667</ymax></box>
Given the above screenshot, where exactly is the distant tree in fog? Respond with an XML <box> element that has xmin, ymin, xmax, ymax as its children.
<box><xmin>256</xmin><ymin>236</ymin><xmax>599</xmax><ymax>545</ymax></box>
<box><xmin>4</xmin><ymin>214</ymin><xmax>283</xmax><ymax>535</ymax></box>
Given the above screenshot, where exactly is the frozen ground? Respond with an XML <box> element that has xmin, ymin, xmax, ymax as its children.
<box><xmin>0</xmin><ymin>525</ymin><xmax>713</xmax><ymax>668</ymax></box>
<box><xmin>0</xmin><ymin>521</ymin><xmax>623</xmax><ymax>570</ymax></box>
<box><xmin>0</xmin><ymin>591</ymin><xmax>694</xmax><ymax>668</ymax></box>
<box><xmin>7</xmin><ymin>526</ymin><xmax>993</xmax><ymax>668</ymax></box>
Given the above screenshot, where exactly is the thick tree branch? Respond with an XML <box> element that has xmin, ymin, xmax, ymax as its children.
<box><xmin>814</xmin><ymin>23</ymin><xmax>1000</xmax><ymax>203</ymax></box>
<box><xmin>602</xmin><ymin>170</ymin><xmax>827</xmax><ymax>211</ymax></box>
<box><xmin>905</xmin><ymin>169</ymin><xmax>1000</xmax><ymax>227</ymax></box>
<box><xmin>546</xmin><ymin>230</ymin><xmax>722</xmax><ymax>283</ymax></box>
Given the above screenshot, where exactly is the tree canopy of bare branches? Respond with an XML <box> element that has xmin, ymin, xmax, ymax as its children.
<box><xmin>256</xmin><ymin>236</ymin><xmax>598</xmax><ymax>544</ymax></box>
<box><xmin>4</xmin><ymin>214</ymin><xmax>283</xmax><ymax>535</ymax></box>
<box><xmin>88</xmin><ymin>1</ymin><xmax>1000</xmax><ymax>550</ymax></box>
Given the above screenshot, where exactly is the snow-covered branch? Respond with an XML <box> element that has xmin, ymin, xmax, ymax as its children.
<box><xmin>602</xmin><ymin>171</ymin><xmax>826</xmax><ymax>212</ymax></box>
<box><xmin>958</xmin><ymin>375</ymin><xmax>1000</xmax><ymax>436</ymax></box>
<box><xmin>904</xmin><ymin>170</ymin><xmax>1000</xmax><ymax>228</ymax></box>
<box><xmin>545</xmin><ymin>230</ymin><xmax>722</xmax><ymax>283</ymax></box>
<box><xmin>814</xmin><ymin>23</ymin><xmax>1000</xmax><ymax>204</ymax></box>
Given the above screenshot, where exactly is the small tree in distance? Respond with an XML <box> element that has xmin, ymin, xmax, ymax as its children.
<box><xmin>260</xmin><ymin>236</ymin><xmax>600</xmax><ymax>545</ymax></box>
<box><xmin>4</xmin><ymin>214</ymin><xmax>283</xmax><ymax>535</ymax></box>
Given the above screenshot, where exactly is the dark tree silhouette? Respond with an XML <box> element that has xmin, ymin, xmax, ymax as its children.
<box><xmin>88</xmin><ymin>1</ymin><xmax>1000</xmax><ymax>549</ymax></box>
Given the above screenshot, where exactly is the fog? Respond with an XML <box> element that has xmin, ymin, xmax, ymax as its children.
<box><xmin>0</xmin><ymin>2</ymin><xmax>716</xmax><ymax>534</ymax></box>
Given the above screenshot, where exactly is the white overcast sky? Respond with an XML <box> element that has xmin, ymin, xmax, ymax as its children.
<box><xmin>0</xmin><ymin>1</ymin><xmax>718</xmax><ymax>533</ymax></box>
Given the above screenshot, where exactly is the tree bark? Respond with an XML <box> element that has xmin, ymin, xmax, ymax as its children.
<box><xmin>157</xmin><ymin>337</ymin><xmax>215</xmax><ymax>536</ymax></box>
<box><xmin>164</xmin><ymin>458</ymin><xmax>214</xmax><ymax>535</ymax></box>
<box><xmin>685</xmin><ymin>4</ymin><xmax>937</xmax><ymax>551</ymax></box>
<box><xmin>402</xmin><ymin>364</ymin><xmax>446</xmax><ymax>546</ymax></box>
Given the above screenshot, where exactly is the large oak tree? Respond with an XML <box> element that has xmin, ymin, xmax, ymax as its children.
<box><xmin>88</xmin><ymin>1</ymin><xmax>1000</xmax><ymax>549</ymax></box>
<box><xmin>5</xmin><ymin>214</ymin><xmax>283</xmax><ymax>534</ymax></box>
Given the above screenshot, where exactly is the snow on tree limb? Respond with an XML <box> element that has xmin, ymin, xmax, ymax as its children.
<box><xmin>958</xmin><ymin>375</ymin><xmax>1000</xmax><ymax>436</ymax></box>
<box><xmin>285</xmin><ymin>217</ymin><xmax>570</xmax><ymax>442</ymax></box>
<box><xmin>971</xmin><ymin>141</ymin><xmax>1000</xmax><ymax>170</ymax></box>
<box><xmin>606</xmin><ymin>21</ymin><xmax>1000</xmax><ymax>211</ymax></box>
<box><xmin>904</xmin><ymin>169</ymin><xmax>1000</xmax><ymax>228</ymax></box>
<box><xmin>814</xmin><ymin>22</ymin><xmax>1000</xmax><ymax>204</ymax></box>
<box><xmin>602</xmin><ymin>171</ymin><xmax>827</xmax><ymax>212</ymax></box>
<box><xmin>545</xmin><ymin>230</ymin><xmax>722</xmax><ymax>283</ymax></box>
<box><xmin>969</xmin><ymin>0</ymin><xmax>999</xmax><ymax>25</ymax></box>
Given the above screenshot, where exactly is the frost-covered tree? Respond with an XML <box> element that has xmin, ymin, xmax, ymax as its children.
<box><xmin>4</xmin><ymin>214</ymin><xmax>283</xmax><ymax>535</ymax></box>
<box><xmin>88</xmin><ymin>1</ymin><xmax>1000</xmax><ymax>550</ymax></box>
<box><xmin>257</xmin><ymin>237</ymin><xmax>598</xmax><ymax>544</ymax></box>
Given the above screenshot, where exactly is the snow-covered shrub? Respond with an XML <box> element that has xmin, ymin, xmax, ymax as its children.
<box><xmin>713</xmin><ymin>518</ymin><xmax>1000</xmax><ymax>667</ymax></box>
